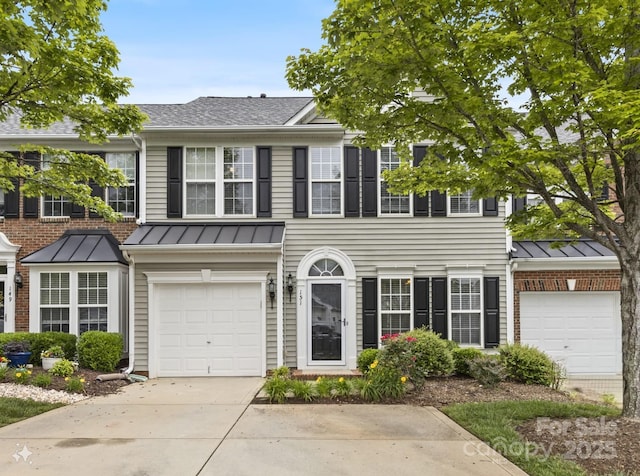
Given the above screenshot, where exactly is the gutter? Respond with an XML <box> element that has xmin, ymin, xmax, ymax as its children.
<box><xmin>122</xmin><ymin>249</ymin><xmax>135</xmax><ymax>375</ymax></box>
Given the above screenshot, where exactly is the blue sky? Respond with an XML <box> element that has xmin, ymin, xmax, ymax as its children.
<box><xmin>100</xmin><ymin>0</ymin><xmax>336</xmax><ymax>104</ymax></box>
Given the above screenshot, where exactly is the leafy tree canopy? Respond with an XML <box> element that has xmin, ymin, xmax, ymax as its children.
<box><xmin>287</xmin><ymin>0</ymin><xmax>640</xmax><ymax>255</ymax></box>
<box><xmin>0</xmin><ymin>0</ymin><xmax>146</xmax><ymax>221</ymax></box>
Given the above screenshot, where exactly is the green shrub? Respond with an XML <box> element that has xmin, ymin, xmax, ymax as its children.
<box><xmin>452</xmin><ymin>348</ymin><xmax>484</xmax><ymax>376</ymax></box>
<box><xmin>357</xmin><ymin>348</ymin><xmax>379</xmax><ymax>374</ymax></box>
<box><xmin>499</xmin><ymin>344</ymin><xmax>555</xmax><ymax>386</ymax></box>
<box><xmin>0</xmin><ymin>332</ymin><xmax>76</xmax><ymax>365</ymax></box>
<box><xmin>468</xmin><ymin>355</ymin><xmax>507</xmax><ymax>387</ymax></box>
<box><xmin>77</xmin><ymin>331</ymin><xmax>123</xmax><ymax>372</ymax></box>
<box><xmin>33</xmin><ymin>373</ymin><xmax>52</xmax><ymax>388</ymax></box>
<box><xmin>49</xmin><ymin>359</ymin><xmax>75</xmax><ymax>377</ymax></box>
<box><xmin>379</xmin><ymin>328</ymin><xmax>454</xmax><ymax>384</ymax></box>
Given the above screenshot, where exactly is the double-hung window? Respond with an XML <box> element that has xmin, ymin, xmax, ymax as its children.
<box><xmin>379</xmin><ymin>147</ymin><xmax>411</xmax><ymax>215</ymax></box>
<box><xmin>310</xmin><ymin>146</ymin><xmax>341</xmax><ymax>215</ymax></box>
<box><xmin>41</xmin><ymin>154</ymin><xmax>71</xmax><ymax>217</ymax></box>
<box><xmin>78</xmin><ymin>272</ymin><xmax>108</xmax><ymax>333</ymax></box>
<box><xmin>40</xmin><ymin>272</ymin><xmax>70</xmax><ymax>332</ymax></box>
<box><xmin>106</xmin><ymin>152</ymin><xmax>136</xmax><ymax>216</ymax></box>
<box><xmin>449</xmin><ymin>277</ymin><xmax>482</xmax><ymax>345</ymax></box>
<box><xmin>379</xmin><ymin>277</ymin><xmax>412</xmax><ymax>336</ymax></box>
<box><xmin>185</xmin><ymin>146</ymin><xmax>254</xmax><ymax>216</ymax></box>
<box><xmin>449</xmin><ymin>190</ymin><xmax>480</xmax><ymax>215</ymax></box>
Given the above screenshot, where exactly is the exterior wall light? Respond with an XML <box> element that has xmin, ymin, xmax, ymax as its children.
<box><xmin>287</xmin><ymin>273</ymin><xmax>294</xmax><ymax>303</ymax></box>
<box><xmin>268</xmin><ymin>277</ymin><xmax>275</xmax><ymax>309</ymax></box>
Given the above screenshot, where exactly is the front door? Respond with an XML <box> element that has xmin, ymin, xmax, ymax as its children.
<box><xmin>308</xmin><ymin>281</ymin><xmax>345</xmax><ymax>365</ymax></box>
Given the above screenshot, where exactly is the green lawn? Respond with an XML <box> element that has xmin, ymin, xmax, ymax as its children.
<box><xmin>443</xmin><ymin>400</ymin><xmax>621</xmax><ymax>476</ymax></box>
<box><xmin>0</xmin><ymin>397</ymin><xmax>63</xmax><ymax>428</ymax></box>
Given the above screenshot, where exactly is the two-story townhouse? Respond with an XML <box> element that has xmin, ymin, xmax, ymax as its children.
<box><xmin>0</xmin><ymin>96</ymin><xmax>511</xmax><ymax>377</ymax></box>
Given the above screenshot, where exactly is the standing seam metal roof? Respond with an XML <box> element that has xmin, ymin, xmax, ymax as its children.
<box><xmin>21</xmin><ymin>229</ymin><xmax>127</xmax><ymax>264</ymax></box>
<box><xmin>512</xmin><ymin>240</ymin><xmax>616</xmax><ymax>259</ymax></box>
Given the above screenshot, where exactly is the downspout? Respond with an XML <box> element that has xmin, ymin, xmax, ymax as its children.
<box><xmin>122</xmin><ymin>249</ymin><xmax>136</xmax><ymax>374</ymax></box>
<box><xmin>276</xmin><ymin>230</ymin><xmax>285</xmax><ymax>368</ymax></box>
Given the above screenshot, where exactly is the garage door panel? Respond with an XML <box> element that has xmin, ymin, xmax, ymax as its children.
<box><xmin>521</xmin><ymin>292</ymin><xmax>621</xmax><ymax>375</ymax></box>
<box><xmin>155</xmin><ymin>282</ymin><xmax>263</xmax><ymax>377</ymax></box>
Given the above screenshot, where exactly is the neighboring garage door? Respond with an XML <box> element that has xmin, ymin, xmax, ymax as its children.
<box><xmin>520</xmin><ymin>292</ymin><xmax>621</xmax><ymax>375</ymax></box>
<box><xmin>155</xmin><ymin>282</ymin><xmax>263</xmax><ymax>377</ymax></box>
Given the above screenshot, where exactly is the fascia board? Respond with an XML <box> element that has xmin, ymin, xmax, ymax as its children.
<box><xmin>514</xmin><ymin>257</ymin><xmax>619</xmax><ymax>271</ymax></box>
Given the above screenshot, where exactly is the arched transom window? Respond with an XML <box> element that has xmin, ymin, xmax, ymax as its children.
<box><xmin>308</xmin><ymin>259</ymin><xmax>344</xmax><ymax>277</ymax></box>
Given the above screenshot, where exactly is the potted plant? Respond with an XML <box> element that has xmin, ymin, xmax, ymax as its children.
<box><xmin>41</xmin><ymin>345</ymin><xmax>65</xmax><ymax>370</ymax></box>
<box><xmin>3</xmin><ymin>341</ymin><xmax>32</xmax><ymax>367</ymax></box>
<box><xmin>0</xmin><ymin>355</ymin><xmax>8</xmax><ymax>368</ymax></box>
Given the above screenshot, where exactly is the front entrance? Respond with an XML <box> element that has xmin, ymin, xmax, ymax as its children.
<box><xmin>309</xmin><ymin>281</ymin><xmax>345</xmax><ymax>365</ymax></box>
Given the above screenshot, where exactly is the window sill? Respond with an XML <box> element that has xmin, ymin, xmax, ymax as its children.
<box><xmin>40</xmin><ymin>216</ymin><xmax>70</xmax><ymax>223</ymax></box>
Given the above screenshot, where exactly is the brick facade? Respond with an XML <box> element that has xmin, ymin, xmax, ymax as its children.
<box><xmin>0</xmin><ymin>201</ymin><xmax>137</xmax><ymax>331</ymax></box>
<box><xmin>513</xmin><ymin>269</ymin><xmax>621</xmax><ymax>342</ymax></box>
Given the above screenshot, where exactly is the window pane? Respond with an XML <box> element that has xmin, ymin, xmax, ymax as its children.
<box><xmin>380</xmin><ymin>147</ymin><xmax>410</xmax><ymax>215</ymax></box>
<box><xmin>311</xmin><ymin>183</ymin><xmax>341</xmax><ymax>214</ymax></box>
<box><xmin>224</xmin><ymin>183</ymin><xmax>253</xmax><ymax>214</ymax></box>
<box><xmin>451</xmin><ymin>312</ymin><xmax>481</xmax><ymax>345</ymax></box>
<box><xmin>380</xmin><ymin>278</ymin><xmax>411</xmax><ymax>333</ymax></box>
<box><xmin>223</xmin><ymin>147</ymin><xmax>254</xmax><ymax>180</ymax></box>
<box><xmin>186</xmin><ymin>183</ymin><xmax>215</xmax><ymax>215</ymax></box>
<box><xmin>40</xmin><ymin>308</ymin><xmax>69</xmax><ymax>333</ymax></box>
<box><xmin>450</xmin><ymin>190</ymin><xmax>479</xmax><ymax>214</ymax></box>
<box><xmin>309</xmin><ymin>259</ymin><xmax>344</xmax><ymax>277</ymax></box>
<box><xmin>186</xmin><ymin>148</ymin><xmax>216</xmax><ymax>180</ymax></box>
<box><xmin>310</xmin><ymin>147</ymin><xmax>341</xmax><ymax>180</ymax></box>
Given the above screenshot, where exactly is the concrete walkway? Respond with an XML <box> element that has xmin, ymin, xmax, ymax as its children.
<box><xmin>0</xmin><ymin>378</ymin><xmax>526</xmax><ymax>476</ymax></box>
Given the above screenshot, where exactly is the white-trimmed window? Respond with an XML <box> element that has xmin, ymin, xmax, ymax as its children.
<box><xmin>449</xmin><ymin>190</ymin><xmax>480</xmax><ymax>215</ymax></box>
<box><xmin>379</xmin><ymin>146</ymin><xmax>411</xmax><ymax>215</ymax></box>
<box><xmin>223</xmin><ymin>147</ymin><xmax>254</xmax><ymax>214</ymax></box>
<box><xmin>41</xmin><ymin>154</ymin><xmax>71</xmax><ymax>217</ymax></box>
<box><xmin>30</xmin><ymin>267</ymin><xmax>126</xmax><ymax>336</ymax></box>
<box><xmin>449</xmin><ymin>277</ymin><xmax>482</xmax><ymax>345</ymax></box>
<box><xmin>40</xmin><ymin>272</ymin><xmax>70</xmax><ymax>332</ymax></box>
<box><xmin>106</xmin><ymin>152</ymin><xmax>136</xmax><ymax>216</ymax></box>
<box><xmin>78</xmin><ymin>272</ymin><xmax>108</xmax><ymax>333</ymax></box>
<box><xmin>310</xmin><ymin>146</ymin><xmax>342</xmax><ymax>215</ymax></box>
<box><xmin>185</xmin><ymin>146</ymin><xmax>254</xmax><ymax>216</ymax></box>
<box><xmin>379</xmin><ymin>277</ymin><xmax>412</xmax><ymax>336</ymax></box>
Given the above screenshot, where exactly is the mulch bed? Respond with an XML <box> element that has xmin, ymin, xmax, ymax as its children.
<box><xmin>1</xmin><ymin>366</ymin><xmax>131</xmax><ymax>397</ymax></box>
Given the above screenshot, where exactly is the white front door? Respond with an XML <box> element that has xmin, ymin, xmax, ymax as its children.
<box><xmin>308</xmin><ymin>280</ymin><xmax>345</xmax><ymax>365</ymax></box>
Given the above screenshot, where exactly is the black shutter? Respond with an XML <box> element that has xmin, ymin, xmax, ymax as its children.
<box><xmin>4</xmin><ymin>178</ymin><xmax>19</xmax><ymax>218</ymax></box>
<box><xmin>484</xmin><ymin>277</ymin><xmax>500</xmax><ymax>348</ymax></box>
<box><xmin>362</xmin><ymin>277</ymin><xmax>378</xmax><ymax>349</ymax></box>
<box><xmin>431</xmin><ymin>277</ymin><xmax>448</xmax><ymax>339</ymax></box>
<box><xmin>414</xmin><ymin>277</ymin><xmax>429</xmax><ymax>329</ymax></box>
<box><xmin>413</xmin><ymin>146</ymin><xmax>429</xmax><ymax>216</ymax></box>
<box><xmin>344</xmin><ymin>146</ymin><xmax>360</xmax><ymax>217</ymax></box>
<box><xmin>483</xmin><ymin>197</ymin><xmax>498</xmax><ymax>216</ymax></box>
<box><xmin>167</xmin><ymin>147</ymin><xmax>183</xmax><ymax>218</ymax></box>
<box><xmin>512</xmin><ymin>195</ymin><xmax>527</xmax><ymax>214</ymax></box>
<box><xmin>431</xmin><ymin>191</ymin><xmax>447</xmax><ymax>216</ymax></box>
<box><xmin>362</xmin><ymin>148</ymin><xmax>378</xmax><ymax>217</ymax></box>
<box><xmin>88</xmin><ymin>152</ymin><xmax>106</xmax><ymax>218</ymax></box>
<box><xmin>256</xmin><ymin>146</ymin><xmax>272</xmax><ymax>217</ymax></box>
<box><xmin>293</xmin><ymin>147</ymin><xmax>308</xmax><ymax>218</ymax></box>
<box><xmin>23</xmin><ymin>151</ymin><xmax>39</xmax><ymax>218</ymax></box>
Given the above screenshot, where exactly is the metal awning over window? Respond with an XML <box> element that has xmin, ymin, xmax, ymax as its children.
<box><xmin>21</xmin><ymin>229</ymin><xmax>127</xmax><ymax>264</ymax></box>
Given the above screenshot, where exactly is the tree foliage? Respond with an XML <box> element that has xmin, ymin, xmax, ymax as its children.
<box><xmin>287</xmin><ymin>0</ymin><xmax>640</xmax><ymax>417</ymax></box>
<box><xmin>0</xmin><ymin>0</ymin><xmax>146</xmax><ymax>220</ymax></box>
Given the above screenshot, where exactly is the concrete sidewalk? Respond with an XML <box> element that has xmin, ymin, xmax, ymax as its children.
<box><xmin>0</xmin><ymin>378</ymin><xmax>526</xmax><ymax>476</ymax></box>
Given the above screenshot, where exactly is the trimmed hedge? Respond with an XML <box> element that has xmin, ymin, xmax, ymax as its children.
<box><xmin>499</xmin><ymin>343</ymin><xmax>555</xmax><ymax>386</ymax></box>
<box><xmin>0</xmin><ymin>332</ymin><xmax>76</xmax><ymax>365</ymax></box>
<box><xmin>452</xmin><ymin>347</ymin><xmax>484</xmax><ymax>376</ymax></box>
<box><xmin>77</xmin><ymin>331</ymin><xmax>123</xmax><ymax>372</ymax></box>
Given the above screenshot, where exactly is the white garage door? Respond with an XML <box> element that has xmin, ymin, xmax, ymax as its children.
<box><xmin>520</xmin><ymin>292</ymin><xmax>621</xmax><ymax>375</ymax></box>
<box><xmin>155</xmin><ymin>283</ymin><xmax>263</xmax><ymax>377</ymax></box>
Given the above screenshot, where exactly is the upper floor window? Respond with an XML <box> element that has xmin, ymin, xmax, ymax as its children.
<box><xmin>41</xmin><ymin>154</ymin><xmax>71</xmax><ymax>217</ymax></box>
<box><xmin>310</xmin><ymin>146</ymin><xmax>341</xmax><ymax>215</ymax></box>
<box><xmin>185</xmin><ymin>146</ymin><xmax>254</xmax><ymax>216</ymax></box>
<box><xmin>379</xmin><ymin>147</ymin><xmax>410</xmax><ymax>215</ymax></box>
<box><xmin>106</xmin><ymin>152</ymin><xmax>136</xmax><ymax>217</ymax></box>
<box><xmin>449</xmin><ymin>190</ymin><xmax>480</xmax><ymax>215</ymax></box>
<box><xmin>449</xmin><ymin>277</ymin><xmax>482</xmax><ymax>345</ymax></box>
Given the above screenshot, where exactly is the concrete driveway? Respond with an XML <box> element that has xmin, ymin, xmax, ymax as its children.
<box><xmin>0</xmin><ymin>378</ymin><xmax>526</xmax><ymax>476</ymax></box>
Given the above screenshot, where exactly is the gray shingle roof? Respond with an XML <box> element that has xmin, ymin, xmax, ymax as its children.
<box><xmin>0</xmin><ymin>97</ymin><xmax>315</xmax><ymax>135</ymax></box>
<box><xmin>512</xmin><ymin>240</ymin><xmax>615</xmax><ymax>259</ymax></box>
<box><xmin>138</xmin><ymin>97</ymin><xmax>314</xmax><ymax>128</ymax></box>
<box><xmin>21</xmin><ymin>229</ymin><xmax>127</xmax><ymax>264</ymax></box>
<box><xmin>123</xmin><ymin>222</ymin><xmax>285</xmax><ymax>247</ymax></box>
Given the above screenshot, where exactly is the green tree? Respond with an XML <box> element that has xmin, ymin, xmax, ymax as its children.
<box><xmin>287</xmin><ymin>0</ymin><xmax>640</xmax><ymax>417</ymax></box>
<box><xmin>0</xmin><ymin>0</ymin><xmax>146</xmax><ymax>220</ymax></box>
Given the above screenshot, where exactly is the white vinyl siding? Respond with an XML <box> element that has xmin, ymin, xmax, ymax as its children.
<box><xmin>379</xmin><ymin>147</ymin><xmax>410</xmax><ymax>215</ymax></box>
<box><xmin>310</xmin><ymin>146</ymin><xmax>342</xmax><ymax>215</ymax></box>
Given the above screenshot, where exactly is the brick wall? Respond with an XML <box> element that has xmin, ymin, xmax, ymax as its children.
<box><xmin>513</xmin><ymin>269</ymin><xmax>621</xmax><ymax>342</ymax></box>
<box><xmin>0</xmin><ymin>210</ymin><xmax>137</xmax><ymax>331</ymax></box>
